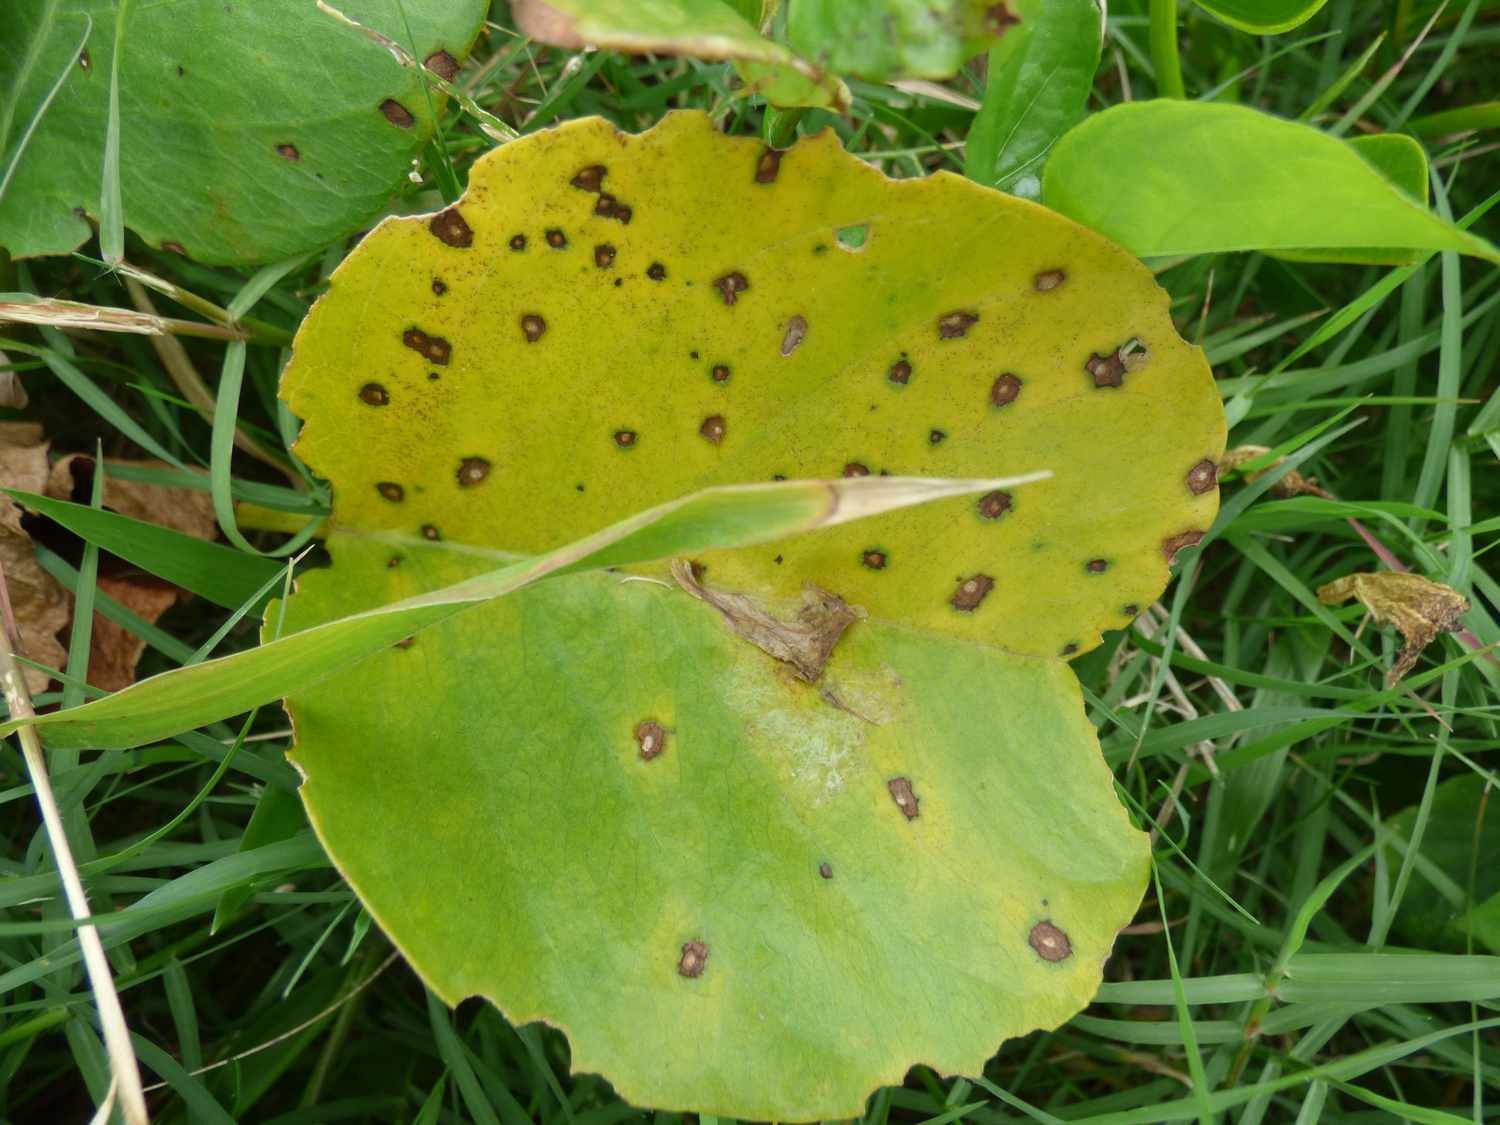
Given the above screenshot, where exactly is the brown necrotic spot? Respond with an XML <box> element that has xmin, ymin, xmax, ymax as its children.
<box><xmin>887</xmin><ymin>777</ymin><xmax>920</xmax><ymax>820</ymax></box>
<box><xmin>431</xmin><ymin>278</ymin><xmax>447</xmax><ymax>296</ymax></box>
<box><xmin>570</xmin><ymin>163</ymin><xmax>606</xmax><ymax>192</ymax></box>
<box><xmin>594</xmin><ymin>243</ymin><xmax>616</xmax><ymax>268</ymax></box>
<box><xmin>380</xmin><ymin>99</ymin><xmax>415</xmax><ymax>127</ymax></box>
<box><xmin>1060</xmin><ymin>642</ymin><xmax>1079</xmax><ymax>656</ymax></box>
<box><xmin>520</xmin><ymin>314</ymin><xmax>546</xmax><ymax>343</ymax></box>
<box><xmin>862</xmin><ymin>549</ymin><xmax>888</xmax><ymax>570</ymax></box>
<box><xmin>990</xmin><ymin>372</ymin><xmax>1022</xmax><ymax>407</ymax></box>
<box><xmin>1123</xmin><ymin>603</ymin><xmax>1141</xmax><ymax>617</ymax></box>
<box><xmin>951</xmin><ymin>574</ymin><xmax>994</xmax><ymax>612</ymax></box>
<box><xmin>429</xmin><ymin>208</ymin><xmax>473</xmax><ymax>248</ymax></box>
<box><xmin>888</xmin><ymin>358</ymin><xmax>911</xmax><ymax>385</ymax></box>
<box><xmin>1034</xmin><ymin>269</ymin><xmax>1066</xmax><ymax>292</ymax></box>
<box><xmin>1163</xmin><ymin>530</ymin><xmax>1205</xmax><ymax>562</ymax></box>
<box><xmin>421</xmin><ymin>524</ymin><xmax>441</xmax><ymax>541</ymax></box>
<box><xmin>358</xmin><ymin>382</ymin><xmax>389</xmax><ymax>406</ymax></box>
<box><xmin>1187</xmin><ymin>458</ymin><xmax>1219</xmax><ymax>494</ymax></box>
<box><xmin>545</xmin><ymin>228</ymin><xmax>567</xmax><ymax>249</ymax></box>
<box><xmin>387</xmin><ymin>555</ymin><xmax>402</xmax><ymax>568</ymax></box>
<box><xmin>634</xmin><ymin>719</ymin><xmax>666</xmax><ymax>761</ymax></box>
<box><xmin>1086</xmin><ymin>351</ymin><xmax>1126</xmax><ymax>388</ymax></box>
<box><xmin>1029</xmin><ymin>920</ymin><xmax>1072</xmax><ymax>962</ymax></box>
<box><xmin>929</xmin><ymin>429</ymin><xmax>946</xmax><ymax>445</ymax></box>
<box><xmin>424</xmin><ymin>49</ymin><xmax>459</xmax><ymax>80</ymax></box>
<box><xmin>710</xmin><ymin>364</ymin><xmax>730</xmax><ymax>383</ymax></box>
<box><xmin>457</xmin><ymin>457</ymin><xmax>491</xmax><ymax>487</ymax></box>
<box><xmin>509</xmin><ymin>233</ymin><xmax>527</xmax><ymax>251</ymax></box>
<box><xmin>647</xmin><ymin>262</ymin><xmax>666</xmax><ymax>281</ymax></box>
<box><xmin>755</xmin><ymin>146</ymin><xmax>783</xmax><ymax>183</ymax></box>
<box><xmin>594</xmin><ymin>194</ymin><xmax>632</xmax><ymax>223</ymax></box>
<box><xmin>819</xmin><ymin>862</ymin><xmax>833</xmax><ymax>879</ymax></box>
<box><xmin>843</xmin><ymin>462</ymin><xmax>870</xmax><ymax>478</ymax></box>
<box><xmin>402</xmin><ymin>328</ymin><xmax>451</xmax><ymax>365</ymax></box>
<box><xmin>781</xmin><ymin>315</ymin><xmax>808</xmax><ymax>356</ymax></box>
<box><xmin>394</xmin><ymin>635</ymin><xmax>415</xmax><ymax>650</ymax></box>
<box><xmin>938</xmin><ymin>310</ymin><xmax>978</xmax><ymax>339</ymax></box>
<box><xmin>275</xmin><ymin>143</ymin><xmax>299</xmax><ymax>161</ymax></box>
<box><xmin>614</xmin><ymin>429</ymin><xmax>638</xmax><ymax>449</ymax></box>
<box><xmin>699</xmin><ymin>415</ymin><xmax>727</xmax><ymax>445</ymax></box>
<box><xmin>162</xmin><ymin>241</ymin><xmax>186</xmax><ymax>255</ymax></box>
<box><xmin>1085</xmin><ymin>558</ymin><xmax>1109</xmax><ymax>574</ymax></box>
<box><xmin>977</xmin><ymin>490</ymin><xmax>1011</xmax><ymax>520</ymax></box>
<box><xmin>376</xmin><ymin>481</ymin><xmax>404</xmax><ymax>503</ymax></box>
<box><xmin>79</xmin><ymin>48</ymin><xmax>91</xmax><ymax>72</ymax></box>
<box><xmin>714</xmin><ymin>272</ymin><xmax>749</xmax><ymax>305</ymax></box>
<box><xmin>678</xmin><ymin>940</ymin><xmax>709</xmax><ymax>978</ymax></box>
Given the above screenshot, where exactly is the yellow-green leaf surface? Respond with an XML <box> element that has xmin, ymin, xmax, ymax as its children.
<box><xmin>786</xmin><ymin>0</ymin><xmax>1013</xmax><ymax>81</ymax></box>
<box><xmin>286</xmin><ymin>112</ymin><xmax>1224</xmax><ymax>661</ymax></box>
<box><xmin>276</xmin><ymin>112</ymin><xmax>1222</xmax><ymax>1117</ymax></box>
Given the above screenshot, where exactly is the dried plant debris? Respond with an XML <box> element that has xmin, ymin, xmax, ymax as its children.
<box><xmin>0</xmin><ymin>424</ymin><xmax>68</xmax><ymax>691</ymax></box>
<box><xmin>1317</xmin><ymin>570</ymin><xmax>1470</xmax><ymax>684</ymax></box>
<box><xmin>1218</xmin><ymin>445</ymin><xmax>1331</xmax><ymax>499</ymax></box>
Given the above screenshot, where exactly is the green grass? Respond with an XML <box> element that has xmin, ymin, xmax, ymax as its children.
<box><xmin>3</xmin><ymin>1</ymin><xmax>1499</xmax><ymax>1121</ymax></box>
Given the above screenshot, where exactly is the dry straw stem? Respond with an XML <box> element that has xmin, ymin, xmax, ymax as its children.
<box><xmin>0</xmin><ymin>565</ymin><xmax>149</xmax><ymax>1124</ymax></box>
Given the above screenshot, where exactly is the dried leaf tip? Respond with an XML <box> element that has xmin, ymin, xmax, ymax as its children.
<box><xmin>1316</xmin><ymin>571</ymin><xmax>1469</xmax><ymax>685</ymax></box>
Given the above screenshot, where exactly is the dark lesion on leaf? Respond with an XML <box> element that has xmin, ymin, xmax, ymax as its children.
<box><xmin>571</xmin><ymin>163</ymin><xmax>607</xmax><ymax>192</ymax></box>
<box><xmin>862</xmin><ymin>549</ymin><xmax>888</xmax><ymax>571</ymax></box>
<box><xmin>950</xmin><ymin>574</ymin><xmax>994</xmax><ymax>611</ymax></box>
<box><xmin>431</xmin><ymin>278</ymin><xmax>447</xmax><ymax>296</ymax></box>
<box><xmin>699</xmin><ymin>414</ymin><xmax>727</xmax><ymax>445</ymax></box>
<box><xmin>1162</xmin><ymin>529</ymin><xmax>1205</xmax><ymax>562</ymax></box>
<box><xmin>379</xmin><ymin>99</ymin><xmax>415</xmax><ymax>128</ymax></box>
<box><xmin>671</xmin><ymin>560</ymin><xmax>865</xmax><ymax>684</ymax></box>
<box><xmin>819</xmin><ymin>862</ymin><xmax>833</xmax><ymax>879</ymax></box>
<box><xmin>710</xmin><ymin>364</ymin><xmax>731</xmax><ymax>383</ymax></box>
<box><xmin>634</xmin><ymin>719</ymin><xmax>666</xmax><ymax>761</ymax></box>
<box><xmin>594</xmin><ymin>194</ymin><xmax>633</xmax><ymax>223</ymax></box>
<box><xmin>1029</xmin><ymin>920</ymin><xmax>1072</xmax><ymax>962</ymax></box>
<box><xmin>375</xmin><ymin>481</ymin><xmax>405</xmax><ymax>503</ymax></box>
<box><xmin>755</xmin><ymin>146</ymin><xmax>783</xmax><ymax>184</ymax></box>
<box><xmin>613</xmin><ymin>429</ymin><xmax>638</xmax><ymax>449</ymax></box>
<box><xmin>781</xmin><ymin>315</ymin><xmax>808</xmax><ymax>356</ymax></box>
<box><xmin>990</xmin><ymin>373</ymin><xmax>1022</xmax><ymax>407</ymax></box>
<box><xmin>358</xmin><ymin>382</ymin><xmax>389</xmax><ymax>406</ymax></box>
<box><xmin>929</xmin><ymin>429</ymin><xmax>947</xmax><ymax>445</ymax></box>
<box><xmin>509</xmin><ymin>233</ymin><xmax>527</xmax><ymax>251</ymax></box>
<box><xmin>424</xmin><ymin>49</ymin><xmax>460</xmax><ymax>80</ymax></box>
<box><xmin>1186</xmin><ymin>458</ymin><xmax>1218</xmax><ymax>495</ymax></box>
<box><xmin>1034</xmin><ymin>268</ymin><xmax>1066</xmax><ymax>291</ymax></box>
<box><xmin>421</xmin><ymin>523</ymin><xmax>441</xmax><ymax>541</ymax></box>
<box><xmin>842</xmin><ymin>462</ymin><xmax>870</xmax><ymax>478</ymax></box>
<box><xmin>1087</xmin><ymin>338</ymin><xmax>1149</xmax><ymax>388</ymax></box>
<box><xmin>887</xmin><ymin>777</ymin><xmax>919</xmax><ymax>820</ymax></box>
<box><xmin>545</xmin><ymin>228</ymin><xmax>568</xmax><ymax>249</ymax></box>
<box><xmin>429</xmin><ymin>208</ymin><xmax>473</xmax><ymax>248</ymax></box>
<box><xmin>888</xmin><ymin>358</ymin><xmax>911</xmax><ymax>385</ymax></box>
<box><xmin>594</xmin><ymin>243</ymin><xmax>616</xmax><ymax>268</ymax></box>
<box><xmin>457</xmin><ymin>457</ymin><xmax>491</xmax><ymax>487</ymax></box>
<box><xmin>647</xmin><ymin>262</ymin><xmax>667</xmax><ymax>281</ymax></box>
<box><xmin>520</xmin><ymin>314</ymin><xmax>547</xmax><ymax>343</ymax></box>
<box><xmin>275</xmin><ymin>143</ymin><xmax>299</xmax><ymax>161</ymax></box>
<box><xmin>1085</xmin><ymin>558</ymin><xmax>1109</xmax><ymax>574</ymax></box>
<box><xmin>402</xmin><ymin>328</ymin><xmax>451</xmax><ymax>365</ymax></box>
<box><xmin>677</xmin><ymin>940</ymin><xmax>709</xmax><ymax>978</ymax></box>
<box><xmin>977</xmin><ymin>490</ymin><xmax>1011</xmax><ymax>519</ymax></box>
<box><xmin>937</xmin><ymin>310</ymin><xmax>978</xmax><ymax>339</ymax></box>
<box><xmin>714</xmin><ymin>271</ymin><xmax>749</xmax><ymax>305</ymax></box>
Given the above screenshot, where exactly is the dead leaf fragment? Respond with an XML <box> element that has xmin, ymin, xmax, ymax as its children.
<box><xmin>1317</xmin><ymin>571</ymin><xmax>1470</xmax><ymax>684</ymax></box>
<box><xmin>671</xmin><ymin>559</ymin><xmax>864</xmax><ymax>683</ymax></box>
<box><xmin>47</xmin><ymin>455</ymin><xmax>217</xmax><ymax>540</ymax></box>
<box><xmin>1219</xmin><ymin>445</ymin><xmax>1331</xmax><ymax>499</ymax></box>
<box><xmin>88</xmin><ymin>575</ymin><xmax>179</xmax><ymax>692</ymax></box>
<box><xmin>0</xmin><ymin>423</ymin><xmax>68</xmax><ymax>691</ymax></box>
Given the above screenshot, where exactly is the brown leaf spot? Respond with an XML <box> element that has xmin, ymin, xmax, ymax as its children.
<box><xmin>1029</xmin><ymin>920</ymin><xmax>1072</xmax><ymax>962</ymax></box>
<box><xmin>613</xmin><ymin>429</ymin><xmax>637</xmax><ymax>449</ymax></box>
<box><xmin>755</xmin><ymin>146</ymin><xmax>783</xmax><ymax>184</ymax></box>
<box><xmin>1034</xmin><ymin>268</ymin><xmax>1066</xmax><ymax>291</ymax></box>
<box><xmin>887</xmin><ymin>777</ymin><xmax>919</xmax><ymax>820</ymax></box>
<box><xmin>671</xmin><ymin>560</ymin><xmax>864</xmax><ymax>683</ymax></box>
<box><xmin>509</xmin><ymin>233</ymin><xmax>527</xmax><ymax>251</ymax></box>
<box><xmin>376</xmin><ymin>481</ymin><xmax>404</xmax><ymax>503</ymax></box>
<box><xmin>421</xmin><ymin>524</ymin><xmax>441</xmax><ymax>541</ymax></box>
<box><xmin>1187</xmin><ymin>458</ymin><xmax>1218</xmax><ymax>495</ymax></box>
<box><xmin>990</xmin><ymin>372</ymin><xmax>1022</xmax><ymax>407</ymax></box>
<box><xmin>977</xmin><ymin>491</ymin><xmax>1011</xmax><ymax>520</ymax></box>
<box><xmin>431</xmin><ymin>278</ymin><xmax>447</xmax><ymax>296</ymax></box>
<box><xmin>545</xmin><ymin>228</ymin><xmax>567</xmax><ymax>249</ymax></box>
<box><xmin>634</xmin><ymin>719</ymin><xmax>666</xmax><ymax>761</ymax></box>
<box><xmin>781</xmin><ymin>314</ymin><xmax>808</xmax><ymax>356</ymax></box>
<box><xmin>424</xmin><ymin>49</ymin><xmax>459</xmax><ymax>80</ymax></box>
<box><xmin>842</xmin><ymin>462</ymin><xmax>870</xmax><ymax>478</ymax></box>
<box><xmin>862</xmin><ymin>549</ymin><xmax>887</xmax><ymax>570</ymax></box>
<box><xmin>358</xmin><ymin>382</ymin><xmax>389</xmax><ymax>406</ymax></box>
<box><xmin>937</xmin><ymin>310</ymin><xmax>978</xmax><ymax>339</ymax></box>
<box><xmin>1060</xmin><ymin>642</ymin><xmax>1079</xmax><ymax>656</ymax></box>
<box><xmin>1123</xmin><ymin>603</ymin><xmax>1140</xmax><ymax>617</ymax></box>
<box><xmin>457</xmin><ymin>457</ymin><xmax>491</xmax><ymax>487</ymax></box>
<box><xmin>1316</xmin><ymin>571</ymin><xmax>1470</xmax><ymax>685</ymax></box>
<box><xmin>699</xmin><ymin>415</ymin><xmax>727</xmax><ymax>445</ymax></box>
<box><xmin>594</xmin><ymin>194</ymin><xmax>632</xmax><ymax>223</ymax></box>
<box><xmin>79</xmin><ymin>48</ymin><xmax>91</xmax><ymax>73</ymax></box>
<box><xmin>429</xmin><ymin>208</ymin><xmax>473</xmax><ymax>248</ymax></box>
<box><xmin>162</xmin><ymin>241</ymin><xmax>186</xmax><ymax>255</ymax></box>
<box><xmin>1085</xmin><ymin>558</ymin><xmax>1109</xmax><ymax>574</ymax></box>
<box><xmin>647</xmin><ymin>262</ymin><xmax>667</xmax><ymax>281</ymax></box>
<box><xmin>379</xmin><ymin>99</ymin><xmax>415</xmax><ymax>128</ymax></box>
<box><xmin>888</xmin><ymin>358</ymin><xmax>911</xmax><ymax>385</ymax></box>
<box><xmin>714</xmin><ymin>271</ymin><xmax>749</xmax><ymax>305</ymax></box>
<box><xmin>593</xmin><ymin>243</ymin><xmax>616</xmax><ymax>268</ymax></box>
<box><xmin>929</xmin><ymin>429</ymin><xmax>947</xmax><ymax>445</ymax></box>
<box><xmin>710</xmin><ymin>364</ymin><xmax>730</xmax><ymax>383</ymax></box>
<box><xmin>402</xmin><ymin>328</ymin><xmax>451</xmax><ymax>365</ymax></box>
<box><xmin>520</xmin><ymin>314</ymin><xmax>547</xmax><ymax>343</ymax></box>
<box><xmin>951</xmin><ymin>574</ymin><xmax>994</xmax><ymax>612</ymax></box>
<box><xmin>819</xmin><ymin>862</ymin><xmax>833</xmax><ymax>879</ymax></box>
<box><xmin>677</xmin><ymin>940</ymin><xmax>709</xmax><ymax>978</ymax></box>
<box><xmin>394</xmin><ymin>636</ymin><xmax>415</xmax><ymax>649</ymax></box>
<box><xmin>1162</xmin><ymin>530</ymin><xmax>1205</xmax><ymax>563</ymax></box>
<box><xmin>1086</xmin><ymin>351</ymin><xmax>1126</xmax><ymax>388</ymax></box>
<box><xmin>275</xmin><ymin>143</ymin><xmax>299</xmax><ymax>161</ymax></box>
<box><xmin>570</xmin><ymin>163</ymin><xmax>607</xmax><ymax>192</ymax></box>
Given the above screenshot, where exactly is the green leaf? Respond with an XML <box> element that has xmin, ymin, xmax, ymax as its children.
<box><xmin>964</xmin><ymin>0</ymin><xmax>1101</xmax><ymax>195</ymax></box>
<box><xmin>786</xmin><ymin>0</ymin><xmax>1016</xmax><ymax>81</ymax></box>
<box><xmin>510</xmin><ymin>0</ymin><xmax>849</xmax><ymax>109</ymax></box>
<box><xmin>1385</xmin><ymin>774</ymin><xmax>1500</xmax><ymax>954</ymax></box>
<box><xmin>1042</xmin><ymin>101</ymin><xmax>1500</xmax><ymax>264</ymax></box>
<box><xmin>2</xmin><ymin>488</ymin><xmax>281</xmax><ymax>610</ymax></box>
<box><xmin>0</xmin><ymin>0</ymin><xmax>487</xmax><ymax>265</ymax></box>
<box><xmin>1190</xmin><ymin>0</ymin><xmax>1331</xmax><ymax>34</ymax></box>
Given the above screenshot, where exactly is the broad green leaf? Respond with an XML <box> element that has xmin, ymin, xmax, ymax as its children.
<box><xmin>510</xmin><ymin>0</ymin><xmax>849</xmax><ymax>109</ymax></box>
<box><xmin>286</xmin><ymin>538</ymin><xmax>1150</xmax><ymax>1119</ymax></box>
<box><xmin>1190</xmin><ymin>0</ymin><xmax>1330</xmax><ymax>33</ymax></box>
<box><xmin>266</xmin><ymin>112</ymin><xmax>1222</xmax><ymax>1116</ymax></box>
<box><xmin>1386</xmin><ymin>774</ymin><xmax>1500</xmax><ymax>955</ymax></box>
<box><xmin>786</xmin><ymin>0</ymin><xmax>1016</xmax><ymax>81</ymax></box>
<box><xmin>1042</xmin><ymin>101</ymin><xmax>1500</xmax><ymax>265</ymax></box>
<box><xmin>287</xmin><ymin>113</ymin><xmax>1224</xmax><ymax>662</ymax></box>
<box><xmin>0</xmin><ymin>0</ymin><xmax>486</xmax><ymax>265</ymax></box>
<box><xmin>964</xmin><ymin>0</ymin><xmax>1101</xmax><ymax>196</ymax></box>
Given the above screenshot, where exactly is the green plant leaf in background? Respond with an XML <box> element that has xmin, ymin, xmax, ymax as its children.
<box><xmin>964</xmin><ymin>0</ymin><xmax>1101</xmax><ymax>196</ymax></box>
<box><xmin>786</xmin><ymin>0</ymin><xmax>1015</xmax><ymax>81</ymax></box>
<box><xmin>1042</xmin><ymin>100</ymin><xmax>1500</xmax><ymax>264</ymax></box>
<box><xmin>510</xmin><ymin>0</ymin><xmax>850</xmax><ymax>109</ymax></box>
<box><xmin>1191</xmin><ymin>0</ymin><xmax>1332</xmax><ymax>33</ymax></box>
<box><xmin>0</xmin><ymin>0</ymin><xmax>487</xmax><ymax>265</ymax></box>
<box><xmin>1386</xmin><ymin>774</ymin><xmax>1500</xmax><ymax>955</ymax></box>
<box><xmin>267</xmin><ymin>112</ymin><xmax>1223</xmax><ymax>1115</ymax></box>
